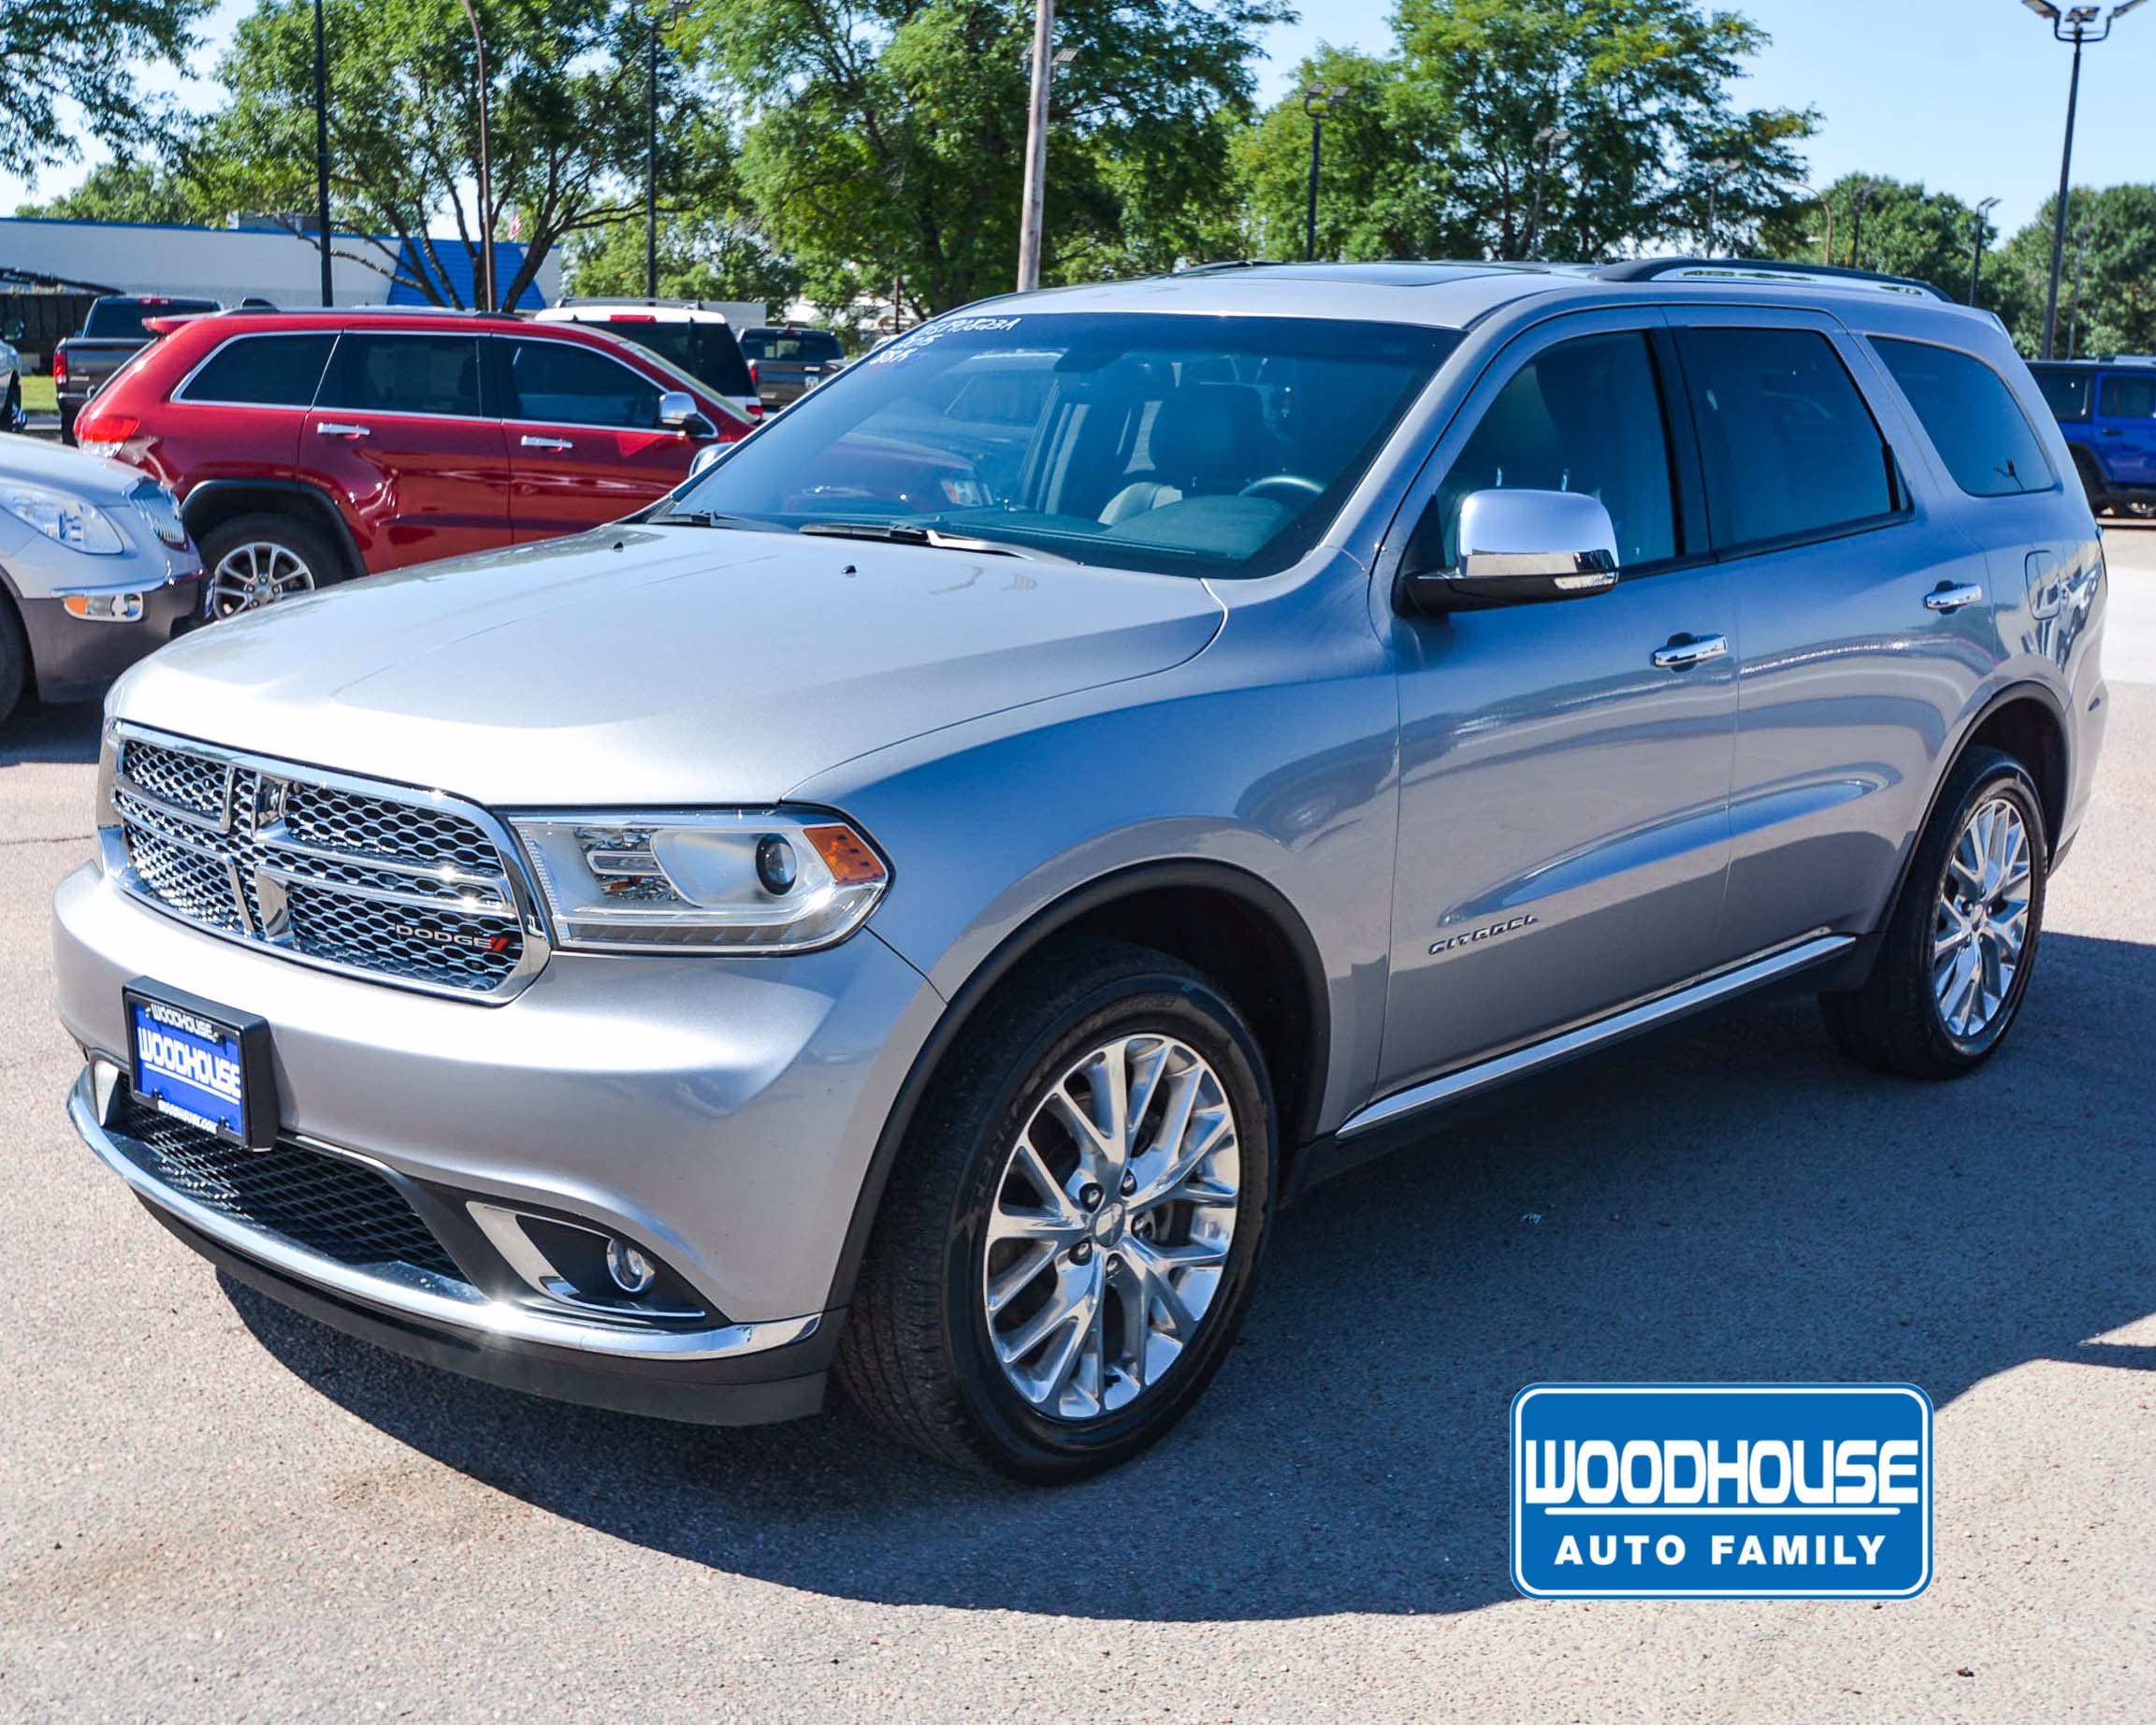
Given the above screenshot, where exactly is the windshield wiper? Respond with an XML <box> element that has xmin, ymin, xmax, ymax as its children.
<box><xmin>645</xmin><ymin>507</ymin><xmax>767</xmax><ymax>529</ymax></box>
<box><xmin>797</xmin><ymin>520</ymin><xmax>1067</xmax><ymax>561</ymax></box>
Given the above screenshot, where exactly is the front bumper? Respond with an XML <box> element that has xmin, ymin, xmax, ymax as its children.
<box><xmin>17</xmin><ymin>573</ymin><xmax>203</xmax><ymax>703</ymax></box>
<box><xmin>53</xmin><ymin>862</ymin><xmax>947</xmax><ymax>1422</ymax></box>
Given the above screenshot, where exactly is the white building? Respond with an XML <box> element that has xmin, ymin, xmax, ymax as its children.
<box><xmin>0</xmin><ymin>215</ymin><xmax>560</xmax><ymax>309</ymax></box>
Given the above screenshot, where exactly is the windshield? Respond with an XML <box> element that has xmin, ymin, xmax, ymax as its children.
<box><xmin>669</xmin><ymin>312</ymin><xmax>1457</xmax><ymax>577</ymax></box>
<box><xmin>84</xmin><ymin>298</ymin><xmax>219</xmax><ymax>339</ymax></box>
<box><xmin>741</xmin><ymin>328</ymin><xmax>845</xmax><ymax>362</ymax></box>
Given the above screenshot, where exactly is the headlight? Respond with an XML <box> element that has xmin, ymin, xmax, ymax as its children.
<box><xmin>1</xmin><ymin>482</ymin><xmax>127</xmax><ymax>555</ymax></box>
<box><xmin>510</xmin><ymin>809</ymin><xmax>890</xmax><ymax>952</ymax></box>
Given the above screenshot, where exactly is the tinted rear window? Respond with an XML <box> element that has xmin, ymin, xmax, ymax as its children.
<box><xmin>2101</xmin><ymin>372</ymin><xmax>2156</xmax><ymax>418</ymax></box>
<box><xmin>318</xmin><ymin>333</ymin><xmax>485</xmax><ymax>417</ymax></box>
<box><xmin>1873</xmin><ymin>338</ymin><xmax>2053</xmax><ymax>498</ymax></box>
<box><xmin>597</xmin><ymin>320</ymin><xmax>755</xmax><ymax>398</ymax></box>
<box><xmin>1676</xmin><ymin>326</ymin><xmax>1902</xmax><ymax>551</ymax></box>
<box><xmin>2032</xmin><ymin>367</ymin><xmax>2091</xmax><ymax>421</ymax></box>
<box><xmin>742</xmin><ymin>329</ymin><xmax>843</xmax><ymax>362</ymax></box>
<box><xmin>176</xmin><ymin>333</ymin><xmax>336</xmax><ymax>407</ymax></box>
<box><xmin>82</xmin><ymin>298</ymin><xmax>220</xmax><ymax>339</ymax></box>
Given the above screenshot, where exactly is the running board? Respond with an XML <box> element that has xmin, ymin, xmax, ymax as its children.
<box><xmin>1336</xmin><ymin>933</ymin><xmax>1856</xmax><ymax>1139</ymax></box>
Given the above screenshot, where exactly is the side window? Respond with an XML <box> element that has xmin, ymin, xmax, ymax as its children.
<box><xmin>1677</xmin><ymin>326</ymin><xmax>1902</xmax><ymax>552</ymax></box>
<box><xmin>504</xmin><ymin>338</ymin><xmax>662</xmax><ymax>428</ymax></box>
<box><xmin>1435</xmin><ymin>331</ymin><xmax>1679</xmax><ymax>569</ymax></box>
<box><xmin>318</xmin><ymin>334</ymin><xmax>484</xmax><ymax>418</ymax></box>
<box><xmin>2033</xmin><ymin>368</ymin><xmax>2091</xmax><ymax>422</ymax></box>
<box><xmin>2100</xmin><ymin>372</ymin><xmax>2156</xmax><ymax>419</ymax></box>
<box><xmin>1872</xmin><ymin>338</ymin><xmax>2054</xmax><ymax>498</ymax></box>
<box><xmin>178</xmin><ymin>334</ymin><xmax>336</xmax><ymax>407</ymax></box>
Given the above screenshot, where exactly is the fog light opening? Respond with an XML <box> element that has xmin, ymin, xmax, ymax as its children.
<box><xmin>605</xmin><ymin>1237</ymin><xmax>657</xmax><ymax>1295</ymax></box>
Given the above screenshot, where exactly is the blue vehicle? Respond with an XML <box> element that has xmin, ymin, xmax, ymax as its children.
<box><xmin>2030</xmin><ymin>358</ymin><xmax>2156</xmax><ymax>516</ymax></box>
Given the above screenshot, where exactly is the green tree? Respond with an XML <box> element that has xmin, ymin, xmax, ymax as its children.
<box><xmin>15</xmin><ymin>156</ymin><xmax>223</xmax><ymax>225</ymax></box>
<box><xmin>1391</xmin><ymin>0</ymin><xmax>1815</xmax><ymax>261</ymax></box>
<box><xmin>689</xmin><ymin>0</ymin><xmax>1286</xmax><ymax>316</ymax></box>
<box><xmin>1758</xmin><ymin>174</ymin><xmax>1987</xmax><ymax>299</ymax></box>
<box><xmin>562</xmin><ymin>206</ymin><xmax>803</xmax><ymax>307</ymax></box>
<box><xmin>3</xmin><ymin>0</ymin><xmax>210</xmax><ymax>176</ymax></box>
<box><xmin>1230</xmin><ymin>47</ymin><xmax>1469</xmax><ymax>262</ymax></box>
<box><xmin>200</xmin><ymin>0</ymin><xmax>718</xmax><ymax>309</ymax></box>
<box><xmin>1990</xmin><ymin>184</ymin><xmax>2156</xmax><ymax>358</ymax></box>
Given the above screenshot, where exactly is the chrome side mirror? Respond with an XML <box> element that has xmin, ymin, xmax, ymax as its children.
<box><xmin>658</xmin><ymin>389</ymin><xmax>716</xmax><ymax>439</ymax></box>
<box><xmin>688</xmin><ymin>442</ymin><xmax>725</xmax><ymax>476</ymax></box>
<box><xmin>1399</xmin><ymin>488</ymin><xmax>1621</xmax><ymax>614</ymax></box>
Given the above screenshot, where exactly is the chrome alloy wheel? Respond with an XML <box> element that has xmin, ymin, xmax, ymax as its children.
<box><xmin>210</xmin><ymin>542</ymin><xmax>317</xmax><ymax>617</ymax></box>
<box><xmin>1932</xmin><ymin>794</ymin><xmax>2033</xmax><ymax>1040</ymax></box>
<box><xmin>981</xmin><ymin>1035</ymin><xmax>1241</xmax><ymax>1421</ymax></box>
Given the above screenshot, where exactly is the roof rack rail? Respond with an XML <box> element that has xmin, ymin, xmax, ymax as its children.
<box><xmin>1594</xmin><ymin>257</ymin><xmax>1951</xmax><ymax>301</ymax></box>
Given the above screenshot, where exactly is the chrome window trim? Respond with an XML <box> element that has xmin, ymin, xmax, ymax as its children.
<box><xmin>106</xmin><ymin>721</ymin><xmax>553</xmax><ymax>1004</ymax></box>
<box><xmin>70</xmin><ymin>1066</ymin><xmax>822</xmax><ymax>1362</ymax></box>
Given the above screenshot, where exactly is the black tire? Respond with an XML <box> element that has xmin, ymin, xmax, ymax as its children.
<box><xmin>197</xmin><ymin>512</ymin><xmax>349</xmax><ymax>618</ymax></box>
<box><xmin>3</xmin><ymin>381</ymin><xmax>21</xmax><ymax>436</ymax></box>
<box><xmin>0</xmin><ymin>593</ymin><xmax>29</xmax><ymax>724</ymax></box>
<box><xmin>836</xmin><ymin>937</ymin><xmax>1277</xmax><ymax>1482</ymax></box>
<box><xmin>57</xmin><ymin>400</ymin><xmax>78</xmax><ymax>445</ymax></box>
<box><xmin>1819</xmin><ymin>746</ymin><xmax>2047</xmax><ymax>1079</ymax></box>
<box><xmin>2071</xmin><ymin>451</ymin><xmax>2112</xmax><ymax>517</ymax></box>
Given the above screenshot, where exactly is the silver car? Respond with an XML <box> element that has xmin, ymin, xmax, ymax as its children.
<box><xmin>1</xmin><ymin>432</ymin><xmax>200</xmax><ymax>722</ymax></box>
<box><xmin>51</xmin><ymin>261</ymin><xmax>2106</xmax><ymax>1479</ymax></box>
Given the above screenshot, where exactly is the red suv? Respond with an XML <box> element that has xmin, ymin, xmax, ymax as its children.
<box><xmin>72</xmin><ymin>309</ymin><xmax>752</xmax><ymax>615</ymax></box>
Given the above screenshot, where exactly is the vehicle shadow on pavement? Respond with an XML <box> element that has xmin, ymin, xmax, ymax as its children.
<box><xmin>0</xmin><ymin>701</ymin><xmax>102</xmax><ymax>767</ymax></box>
<box><xmin>228</xmin><ymin>927</ymin><xmax>2156</xmax><ymax>1622</ymax></box>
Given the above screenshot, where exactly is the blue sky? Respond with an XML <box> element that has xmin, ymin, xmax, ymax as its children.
<box><xmin>7</xmin><ymin>0</ymin><xmax>2151</xmax><ymax>242</ymax></box>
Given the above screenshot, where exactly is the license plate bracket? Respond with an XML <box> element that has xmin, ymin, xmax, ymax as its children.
<box><xmin>123</xmin><ymin>978</ymin><xmax>277</xmax><ymax>1151</ymax></box>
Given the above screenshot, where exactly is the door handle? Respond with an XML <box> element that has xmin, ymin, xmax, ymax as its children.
<box><xmin>1650</xmin><ymin>633</ymin><xmax>1729</xmax><ymax>671</ymax></box>
<box><xmin>520</xmin><ymin>434</ymin><xmax>573</xmax><ymax>451</ymax></box>
<box><xmin>1924</xmin><ymin>582</ymin><xmax>1985</xmax><ymax>614</ymax></box>
<box><xmin>316</xmin><ymin>422</ymin><xmax>369</xmax><ymax>439</ymax></box>
<box><xmin>2100</xmin><ymin>427</ymin><xmax>2123</xmax><ymax>436</ymax></box>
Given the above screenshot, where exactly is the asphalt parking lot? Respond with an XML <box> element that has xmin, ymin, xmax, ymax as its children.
<box><xmin>2</xmin><ymin>534</ymin><xmax>2152</xmax><ymax>1724</ymax></box>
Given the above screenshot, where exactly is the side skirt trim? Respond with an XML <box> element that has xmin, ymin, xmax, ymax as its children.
<box><xmin>1337</xmin><ymin>932</ymin><xmax>1855</xmax><ymax>1139</ymax></box>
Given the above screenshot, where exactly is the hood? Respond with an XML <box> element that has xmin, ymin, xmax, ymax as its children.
<box><xmin>0</xmin><ymin>430</ymin><xmax>152</xmax><ymax>502</ymax></box>
<box><xmin>110</xmin><ymin>524</ymin><xmax>1225</xmax><ymax>805</ymax></box>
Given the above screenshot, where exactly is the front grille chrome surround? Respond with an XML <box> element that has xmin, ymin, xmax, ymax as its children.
<box><xmin>103</xmin><ymin>724</ymin><xmax>551</xmax><ymax>1002</ymax></box>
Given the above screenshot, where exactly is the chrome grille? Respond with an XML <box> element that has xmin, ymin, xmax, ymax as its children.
<box><xmin>109</xmin><ymin>730</ymin><xmax>543</xmax><ymax>1000</ymax></box>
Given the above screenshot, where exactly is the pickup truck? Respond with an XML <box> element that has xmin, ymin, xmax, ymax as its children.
<box><xmin>54</xmin><ymin>296</ymin><xmax>220</xmax><ymax>443</ymax></box>
<box><xmin>737</xmin><ymin>325</ymin><xmax>846</xmax><ymax>410</ymax></box>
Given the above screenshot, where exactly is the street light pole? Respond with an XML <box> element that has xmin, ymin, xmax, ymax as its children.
<box><xmin>1527</xmin><ymin>125</ymin><xmax>1571</xmax><ymax>260</ymax></box>
<box><xmin>2023</xmin><ymin>0</ymin><xmax>2145</xmax><ymax>359</ymax></box>
<box><xmin>1701</xmin><ymin>158</ymin><xmax>1740</xmax><ymax>259</ymax></box>
<box><xmin>457</xmin><ymin>0</ymin><xmax>495</xmax><ymax>312</ymax></box>
<box><xmin>645</xmin><ymin>0</ymin><xmax>689</xmax><ymax>300</ymax></box>
<box><xmin>2066</xmin><ymin>230</ymin><xmax>2089</xmax><ymax>358</ymax></box>
<box><xmin>1016</xmin><ymin>0</ymin><xmax>1055</xmax><ymax>292</ymax></box>
<box><xmin>1969</xmin><ymin>195</ymin><xmax>2002</xmax><ymax>306</ymax></box>
<box><xmin>1301</xmin><ymin>81</ymin><xmax>1344</xmax><ymax>264</ymax></box>
<box><xmin>312</xmin><ymin>0</ymin><xmax>332</xmax><ymax>306</ymax></box>
<box><xmin>1846</xmin><ymin>180</ymin><xmax>1875</xmax><ymax>270</ymax></box>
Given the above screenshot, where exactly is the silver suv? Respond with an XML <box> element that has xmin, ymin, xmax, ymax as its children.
<box><xmin>52</xmin><ymin>261</ymin><xmax>2107</xmax><ymax>1479</ymax></box>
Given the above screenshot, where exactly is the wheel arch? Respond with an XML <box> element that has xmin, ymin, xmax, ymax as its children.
<box><xmin>822</xmin><ymin>860</ymin><xmax>1333</xmax><ymax>1314</ymax></box>
<box><xmin>1875</xmin><ymin>682</ymin><xmax>2071</xmax><ymax>940</ymax></box>
<box><xmin>180</xmin><ymin>479</ymin><xmax>365</xmax><ymax>581</ymax></box>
